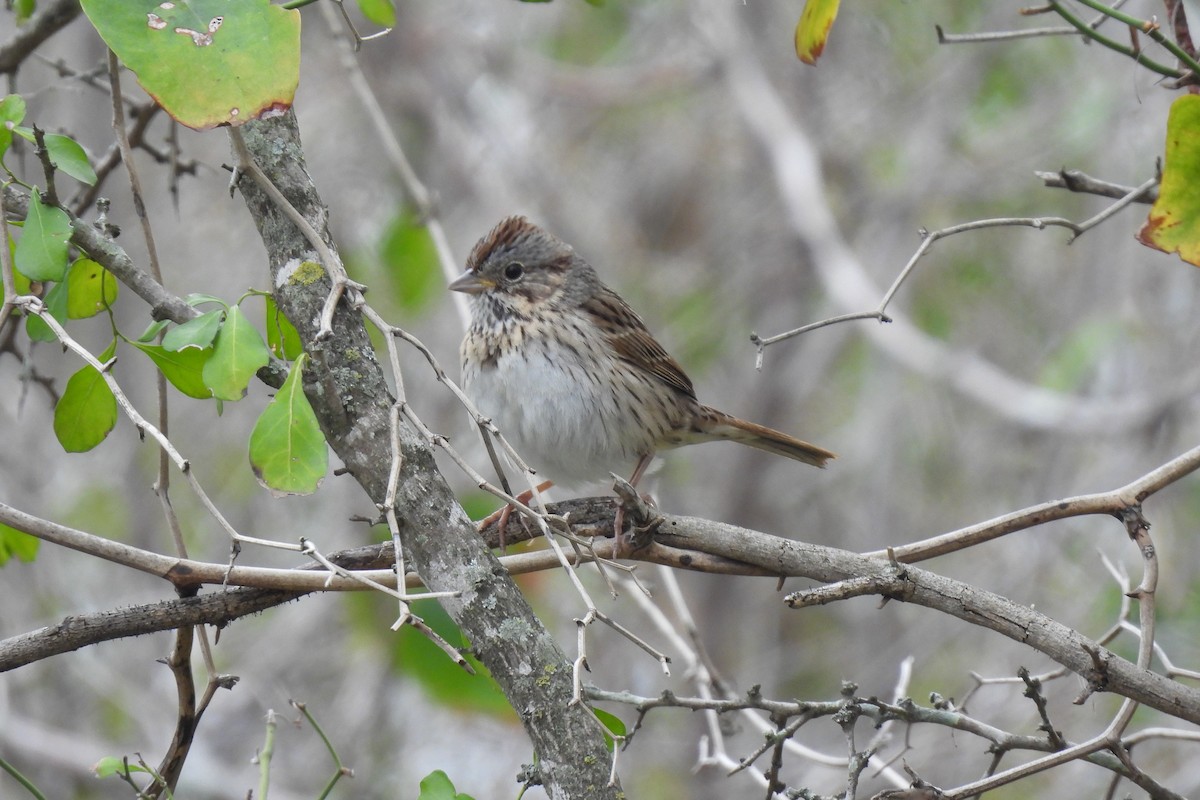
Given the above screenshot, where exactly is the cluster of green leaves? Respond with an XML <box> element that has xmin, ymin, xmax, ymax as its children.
<box><xmin>4</xmin><ymin>89</ymin><xmax>326</xmax><ymax>500</ymax></box>
<box><xmin>4</xmin><ymin>95</ymin><xmax>116</xmax><ymax>457</ymax></box>
<box><xmin>112</xmin><ymin>291</ymin><xmax>326</xmax><ymax>497</ymax></box>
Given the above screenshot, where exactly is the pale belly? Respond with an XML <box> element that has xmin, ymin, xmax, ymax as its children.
<box><xmin>463</xmin><ymin>343</ymin><xmax>658</xmax><ymax>486</ymax></box>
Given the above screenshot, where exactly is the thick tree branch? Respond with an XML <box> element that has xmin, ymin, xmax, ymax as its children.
<box><xmin>231</xmin><ymin>111</ymin><xmax>619</xmax><ymax>799</ymax></box>
<box><xmin>6</xmin><ymin>498</ymin><xmax>1198</xmax><ymax>730</ymax></box>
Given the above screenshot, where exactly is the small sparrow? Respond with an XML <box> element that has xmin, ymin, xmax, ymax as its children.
<box><xmin>450</xmin><ymin>216</ymin><xmax>834</xmax><ymax>505</ymax></box>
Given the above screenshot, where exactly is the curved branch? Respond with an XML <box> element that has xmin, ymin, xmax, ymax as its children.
<box><xmin>7</xmin><ymin>499</ymin><xmax>1199</xmax><ymax>728</ymax></box>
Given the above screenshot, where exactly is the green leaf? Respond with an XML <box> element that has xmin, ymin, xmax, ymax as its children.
<box><xmin>54</xmin><ymin>342</ymin><xmax>119</xmax><ymax>452</ymax></box>
<box><xmin>130</xmin><ymin>341</ymin><xmax>214</xmax><ymax>399</ymax></box>
<box><xmin>14</xmin><ymin>190</ymin><xmax>71</xmax><ymax>282</ymax></box>
<box><xmin>592</xmin><ymin>708</ymin><xmax>626</xmax><ymax>752</ymax></box>
<box><xmin>25</xmin><ymin>278</ymin><xmax>68</xmax><ymax>343</ymax></box>
<box><xmin>0</xmin><ymin>94</ymin><xmax>27</xmax><ymax>160</ymax></box>
<box><xmin>795</xmin><ymin>0</ymin><xmax>841</xmax><ymax>65</ymax></box>
<box><xmin>6</xmin><ymin>233</ymin><xmax>30</xmax><ymax>295</ymax></box>
<box><xmin>265</xmin><ymin>295</ymin><xmax>303</xmax><ymax>360</ymax></box>
<box><xmin>248</xmin><ymin>354</ymin><xmax>327</xmax><ymax>496</ymax></box>
<box><xmin>356</xmin><ymin>0</ymin><xmax>395</xmax><ymax>27</ymax></box>
<box><xmin>202</xmin><ymin>305</ymin><xmax>270</xmax><ymax>400</ymax></box>
<box><xmin>136</xmin><ymin>318</ymin><xmax>171</xmax><ymax>342</ymax></box>
<box><xmin>93</xmin><ymin>756</ymin><xmax>151</xmax><ymax>779</ymax></box>
<box><xmin>378</xmin><ymin>209</ymin><xmax>440</xmax><ymax>315</ymax></box>
<box><xmin>43</xmin><ymin>133</ymin><xmax>98</xmax><ymax>185</ymax></box>
<box><xmin>1138</xmin><ymin>94</ymin><xmax>1200</xmax><ymax>266</ymax></box>
<box><xmin>417</xmin><ymin>770</ymin><xmax>475</xmax><ymax>800</ymax></box>
<box><xmin>15</xmin><ymin>0</ymin><xmax>36</xmax><ymax>23</ymax></box>
<box><xmin>0</xmin><ymin>523</ymin><xmax>40</xmax><ymax>567</ymax></box>
<box><xmin>80</xmin><ymin>0</ymin><xmax>301</xmax><ymax>131</ymax></box>
<box><xmin>163</xmin><ymin>308</ymin><xmax>224</xmax><ymax>351</ymax></box>
<box><xmin>66</xmin><ymin>257</ymin><xmax>119</xmax><ymax>318</ymax></box>
<box><xmin>185</xmin><ymin>292</ymin><xmax>228</xmax><ymax>307</ymax></box>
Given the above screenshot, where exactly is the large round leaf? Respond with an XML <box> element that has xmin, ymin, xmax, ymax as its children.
<box><xmin>81</xmin><ymin>0</ymin><xmax>301</xmax><ymax>131</ymax></box>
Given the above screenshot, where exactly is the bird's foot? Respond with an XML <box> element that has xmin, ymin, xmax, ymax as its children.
<box><xmin>477</xmin><ymin>480</ymin><xmax>554</xmax><ymax>551</ymax></box>
<box><xmin>610</xmin><ymin>474</ymin><xmax>658</xmax><ymax>556</ymax></box>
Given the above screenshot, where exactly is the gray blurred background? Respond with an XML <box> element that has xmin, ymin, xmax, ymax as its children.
<box><xmin>3</xmin><ymin>1</ymin><xmax>1198</xmax><ymax>798</ymax></box>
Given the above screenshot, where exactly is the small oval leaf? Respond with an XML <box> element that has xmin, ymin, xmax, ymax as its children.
<box><xmin>248</xmin><ymin>354</ymin><xmax>327</xmax><ymax>496</ymax></box>
<box><xmin>66</xmin><ymin>257</ymin><xmax>119</xmax><ymax>318</ymax></box>
<box><xmin>163</xmin><ymin>308</ymin><xmax>224</xmax><ymax>351</ymax></box>
<box><xmin>203</xmin><ymin>305</ymin><xmax>270</xmax><ymax>400</ymax></box>
<box><xmin>14</xmin><ymin>190</ymin><xmax>72</xmax><ymax>282</ymax></box>
<box><xmin>130</xmin><ymin>341</ymin><xmax>214</xmax><ymax>399</ymax></box>
<box><xmin>44</xmin><ymin>133</ymin><xmax>98</xmax><ymax>185</ymax></box>
<box><xmin>54</xmin><ymin>362</ymin><xmax>118</xmax><ymax>452</ymax></box>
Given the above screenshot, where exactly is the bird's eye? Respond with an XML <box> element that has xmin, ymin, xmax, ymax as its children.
<box><xmin>503</xmin><ymin>262</ymin><xmax>525</xmax><ymax>281</ymax></box>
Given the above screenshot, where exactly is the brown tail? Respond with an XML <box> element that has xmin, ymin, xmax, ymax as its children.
<box><xmin>699</xmin><ymin>406</ymin><xmax>835</xmax><ymax>468</ymax></box>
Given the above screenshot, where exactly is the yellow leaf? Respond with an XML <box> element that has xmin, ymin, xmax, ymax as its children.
<box><xmin>1138</xmin><ymin>94</ymin><xmax>1200</xmax><ymax>266</ymax></box>
<box><xmin>795</xmin><ymin>0</ymin><xmax>841</xmax><ymax>65</ymax></box>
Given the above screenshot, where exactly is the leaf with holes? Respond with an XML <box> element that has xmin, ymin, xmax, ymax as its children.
<box><xmin>81</xmin><ymin>0</ymin><xmax>301</xmax><ymax>130</ymax></box>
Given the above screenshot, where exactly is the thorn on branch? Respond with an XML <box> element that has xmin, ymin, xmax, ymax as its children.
<box><xmin>1073</xmin><ymin>643</ymin><xmax>1111</xmax><ymax>705</ymax></box>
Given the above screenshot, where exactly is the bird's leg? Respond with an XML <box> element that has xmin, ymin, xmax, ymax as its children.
<box><xmin>615</xmin><ymin>453</ymin><xmax>655</xmax><ymax>555</ymax></box>
<box><xmin>477</xmin><ymin>480</ymin><xmax>554</xmax><ymax>551</ymax></box>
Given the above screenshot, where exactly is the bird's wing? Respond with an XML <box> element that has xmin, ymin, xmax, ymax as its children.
<box><xmin>582</xmin><ymin>286</ymin><xmax>697</xmax><ymax>400</ymax></box>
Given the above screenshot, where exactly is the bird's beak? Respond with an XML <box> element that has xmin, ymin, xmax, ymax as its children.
<box><xmin>448</xmin><ymin>270</ymin><xmax>493</xmax><ymax>295</ymax></box>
